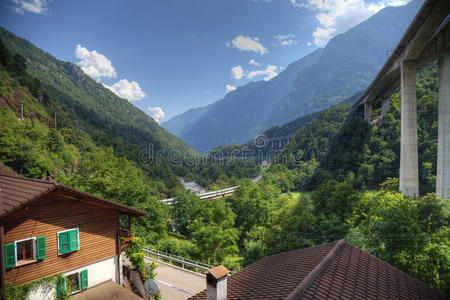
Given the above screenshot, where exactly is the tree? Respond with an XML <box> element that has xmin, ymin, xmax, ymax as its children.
<box><xmin>172</xmin><ymin>190</ymin><xmax>202</xmax><ymax>236</ymax></box>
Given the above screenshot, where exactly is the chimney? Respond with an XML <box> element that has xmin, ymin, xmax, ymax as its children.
<box><xmin>206</xmin><ymin>265</ymin><xmax>230</xmax><ymax>300</ymax></box>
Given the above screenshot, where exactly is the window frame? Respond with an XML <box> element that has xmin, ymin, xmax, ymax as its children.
<box><xmin>14</xmin><ymin>237</ymin><xmax>37</xmax><ymax>267</ymax></box>
<box><xmin>57</xmin><ymin>228</ymin><xmax>80</xmax><ymax>255</ymax></box>
<box><xmin>66</xmin><ymin>272</ymin><xmax>81</xmax><ymax>294</ymax></box>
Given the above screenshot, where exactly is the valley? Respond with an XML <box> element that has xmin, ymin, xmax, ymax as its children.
<box><xmin>0</xmin><ymin>0</ymin><xmax>449</xmax><ymax>299</ymax></box>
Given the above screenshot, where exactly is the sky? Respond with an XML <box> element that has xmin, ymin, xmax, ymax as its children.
<box><xmin>0</xmin><ymin>0</ymin><xmax>409</xmax><ymax>123</ymax></box>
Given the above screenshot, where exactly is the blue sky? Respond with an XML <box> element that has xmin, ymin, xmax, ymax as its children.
<box><xmin>0</xmin><ymin>0</ymin><xmax>409</xmax><ymax>123</ymax></box>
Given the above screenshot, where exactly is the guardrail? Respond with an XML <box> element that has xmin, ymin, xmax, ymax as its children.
<box><xmin>160</xmin><ymin>197</ymin><xmax>175</xmax><ymax>205</ymax></box>
<box><xmin>160</xmin><ymin>173</ymin><xmax>264</xmax><ymax>205</ymax></box>
<box><xmin>143</xmin><ymin>247</ymin><xmax>213</xmax><ymax>272</ymax></box>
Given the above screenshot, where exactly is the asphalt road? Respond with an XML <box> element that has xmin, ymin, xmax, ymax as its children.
<box><xmin>145</xmin><ymin>258</ymin><xmax>205</xmax><ymax>300</ymax></box>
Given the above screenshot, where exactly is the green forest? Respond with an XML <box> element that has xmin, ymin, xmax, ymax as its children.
<box><xmin>0</xmin><ymin>26</ymin><xmax>448</xmax><ymax>297</ymax></box>
<box><xmin>154</xmin><ymin>61</ymin><xmax>449</xmax><ymax>295</ymax></box>
<box><xmin>0</xmin><ymin>34</ymin><xmax>259</xmax><ymax>250</ymax></box>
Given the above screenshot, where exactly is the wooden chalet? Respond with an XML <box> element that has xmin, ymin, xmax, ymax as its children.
<box><xmin>0</xmin><ymin>173</ymin><xmax>146</xmax><ymax>299</ymax></box>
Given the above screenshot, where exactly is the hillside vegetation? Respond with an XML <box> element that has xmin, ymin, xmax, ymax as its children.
<box><xmin>158</xmin><ymin>60</ymin><xmax>448</xmax><ymax>295</ymax></box>
<box><xmin>0</xmin><ymin>32</ymin><xmax>258</xmax><ymax>247</ymax></box>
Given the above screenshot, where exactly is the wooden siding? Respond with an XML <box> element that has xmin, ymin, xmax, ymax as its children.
<box><xmin>3</xmin><ymin>190</ymin><xmax>119</xmax><ymax>285</ymax></box>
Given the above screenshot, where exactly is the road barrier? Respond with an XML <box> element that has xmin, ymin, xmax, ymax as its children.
<box><xmin>160</xmin><ymin>173</ymin><xmax>264</xmax><ymax>205</ymax></box>
<box><xmin>143</xmin><ymin>247</ymin><xmax>213</xmax><ymax>272</ymax></box>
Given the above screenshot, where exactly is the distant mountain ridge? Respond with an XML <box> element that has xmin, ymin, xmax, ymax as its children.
<box><xmin>161</xmin><ymin>104</ymin><xmax>212</xmax><ymax>136</ymax></box>
<box><xmin>179</xmin><ymin>47</ymin><xmax>325</xmax><ymax>152</ymax></box>
<box><xmin>168</xmin><ymin>0</ymin><xmax>423</xmax><ymax>152</ymax></box>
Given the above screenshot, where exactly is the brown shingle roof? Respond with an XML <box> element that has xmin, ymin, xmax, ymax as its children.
<box><xmin>0</xmin><ymin>174</ymin><xmax>147</xmax><ymax>218</ymax></box>
<box><xmin>189</xmin><ymin>240</ymin><xmax>447</xmax><ymax>300</ymax></box>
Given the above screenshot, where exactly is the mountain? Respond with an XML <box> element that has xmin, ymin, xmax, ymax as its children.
<box><xmin>175</xmin><ymin>0</ymin><xmax>422</xmax><ymax>152</ymax></box>
<box><xmin>270</xmin><ymin>61</ymin><xmax>438</xmax><ymax>194</ymax></box>
<box><xmin>210</xmin><ymin>93</ymin><xmax>358</xmax><ymax>161</ymax></box>
<box><xmin>178</xmin><ymin>48</ymin><xmax>324</xmax><ymax>152</ymax></box>
<box><xmin>261</xmin><ymin>92</ymin><xmax>359</xmax><ymax>141</ymax></box>
<box><xmin>161</xmin><ymin>104</ymin><xmax>212</xmax><ymax>136</ymax></box>
<box><xmin>0</xmin><ymin>27</ymin><xmax>193</xmax><ymax>162</ymax></box>
<box><xmin>268</xmin><ymin>0</ymin><xmax>423</xmax><ymax>124</ymax></box>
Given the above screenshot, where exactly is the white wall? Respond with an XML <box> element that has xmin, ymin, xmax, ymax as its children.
<box><xmin>28</xmin><ymin>255</ymin><xmax>119</xmax><ymax>300</ymax></box>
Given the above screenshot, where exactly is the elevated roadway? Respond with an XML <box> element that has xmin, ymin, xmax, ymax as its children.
<box><xmin>355</xmin><ymin>0</ymin><xmax>449</xmax><ymax>198</ymax></box>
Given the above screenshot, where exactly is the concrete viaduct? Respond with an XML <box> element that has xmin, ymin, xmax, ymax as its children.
<box><xmin>355</xmin><ymin>0</ymin><xmax>449</xmax><ymax>198</ymax></box>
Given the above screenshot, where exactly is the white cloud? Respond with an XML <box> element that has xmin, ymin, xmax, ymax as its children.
<box><xmin>226</xmin><ymin>85</ymin><xmax>237</xmax><ymax>93</ymax></box>
<box><xmin>11</xmin><ymin>0</ymin><xmax>48</xmax><ymax>15</ymax></box>
<box><xmin>230</xmin><ymin>65</ymin><xmax>245</xmax><ymax>80</ymax></box>
<box><xmin>274</xmin><ymin>34</ymin><xmax>297</xmax><ymax>47</ymax></box>
<box><xmin>307</xmin><ymin>42</ymin><xmax>312</xmax><ymax>46</ymax></box>
<box><xmin>281</xmin><ymin>39</ymin><xmax>297</xmax><ymax>46</ymax></box>
<box><xmin>247</xmin><ymin>65</ymin><xmax>278</xmax><ymax>81</ymax></box>
<box><xmin>226</xmin><ymin>35</ymin><xmax>268</xmax><ymax>55</ymax></box>
<box><xmin>75</xmin><ymin>44</ymin><xmax>117</xmax><ymax>81</ymax></box>
<box><xmin>148</xmin><ymin>107</ymin><xmax>166</xmax><ymax>123</ymax></box>
<box><xmin>105</xmin><ymin>79</ymin><xmax>146</xmax><ymax>101</ymax></box>
<box><xmin>274</xmin><ymin>34</ymin><xmax>294</xmax><ymax>42</ymax></box>
<box><xmin>248</xmin><ymin>59</ymin><xmax>261</xmax><ymax>67</ymax></box>
<box><xmin>299</xmin><ymin>0</ymin><xmax>410</xmax><ymax>47</ymax></box>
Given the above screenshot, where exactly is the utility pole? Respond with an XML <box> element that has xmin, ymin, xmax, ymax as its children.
<box><xmin>20</xmin><ymin>100</ymin><xmax>24</xmax><ymax>121</ymax></box>
<box><xmin>54</xmin><ymin>112</ymin><xmax>57</xmax><ymax>130</ymax></box>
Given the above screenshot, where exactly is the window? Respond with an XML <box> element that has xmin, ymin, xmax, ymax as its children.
<box><xmin>57</xmin><ymin>228</ymin><xmax>79</xmax><ymax>255</ymax></box>
<box><xmin>4</xmin><ymin>236</ymin><xmax>46</xmax><ymax>268</ymax></box>
<box><xmin>67</xmin><ymin>273</ymin><xmax>80</xmax><ymax>293</ymax></box>
<box><xmin>56</xmin><ymin>270</ymin><xmax>88</xmax><ymax>298</ymax></box>
<box><xmin>16</xmin><ymin>238</ymin><xmax>34</xmax><ymax>265</ymax></box>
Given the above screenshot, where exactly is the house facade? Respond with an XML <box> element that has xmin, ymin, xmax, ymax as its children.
<box><xmin>0</xmin><ymin>174</ymin><xmax>146</xmax><ymax>299</ymax></box>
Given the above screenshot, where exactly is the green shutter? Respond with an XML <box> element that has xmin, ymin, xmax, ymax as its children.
<box><xmin>59</xmin><ymin>232</ymin><xmax>70</xmax><ymax>254</ymax></box>
<box><xmin>59</xmin><ymin>229</ymin><xmax>79</xmax><ymax>254</ymax></box>
<box><xmin>69</xmin><ymin>229</ymin><xmax>79</xmax><ymax>251</ymax></box>
<box><xmin>57</xmin><ymin>277</ymin><xmax>66</xmax><ymax>298</ymax></box>
<box><xmin>80</xmin><ymin>270</ymin><xmax>88</xmax><ymax>290</ymax></box>
<box><xmin>36</xmin><ymin>237</ymin><xmax>46</xmax><ymax>260</ymax></box>
<box><xmin>5</xmin><ymin>243</ymin><xmax>15</xmax><ymax>269</ymax></box>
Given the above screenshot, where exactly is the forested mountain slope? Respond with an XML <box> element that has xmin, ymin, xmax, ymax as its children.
<box><xmin>310</xmin><ymin>61</ymin><xmax>439</xmax><ymax>193</ymax></box>
<box><xmin>0</xmin><ymin>41</ymin><xmax>174</xmax><ymax>244</ymax></box>
<box><xmin>272</xmin><ymin>61</ymin><xmax>439</xmax><ymax>195</ymax></box>
<box><xmin>0</xmin><ymin>27</ymin><xmax>193</xmax><ymax>163</ymax></box>
<box><xmin>263</xmin><ymin>91</ymin><xmax>360</xmax><ymax>142</ymax></box>
<box><xmin>209</xmin><ymin>92</ymin><xmax>358</xmax><ymax>162</ymax></box>
<box><xmin>175</xmin><ymin>0</ymin><xmax>422</xmax><ymax>152</ymax></box>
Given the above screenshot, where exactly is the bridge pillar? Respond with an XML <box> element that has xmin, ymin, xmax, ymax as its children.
<box><xmin>399</xmin><ymin>60</ymin><xmax>419</xmax><ymax>196</ymax></box>
<box><xmin>364</xmin><ymin>102</ymin><xmax>373</xmax><ymax>122</ymax></box>
<box><xmin>381</xmin><ymin>98</ymin><xmax>390</xmax><ymax>117</ymax></box>
<box><xmin>436</xmin><ymin>50</ymin><xmax>450</xmax><ymax>199</ymax></box>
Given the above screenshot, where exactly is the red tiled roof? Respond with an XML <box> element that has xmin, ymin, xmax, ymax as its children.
<box><xmin>189</xmin><ymin>240</ymin><xmax>447</xmax><ymax>300</ymax></box>
<box><xmin>0</xmin><ymin>174</ymin><xmax>147</xmax><ymax>218</ymax></box>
